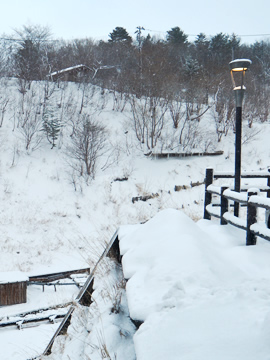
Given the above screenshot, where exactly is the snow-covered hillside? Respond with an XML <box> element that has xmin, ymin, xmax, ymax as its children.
<box><xmin>0</xmin><ymin>78</ymin><xmax>270</xmax><ymax>359</ymax></box>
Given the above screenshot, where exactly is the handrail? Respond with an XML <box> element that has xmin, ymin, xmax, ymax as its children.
<box><xmin>43</xmin><ymin>228</ymin><xmax>120</xmax><ymax>356</ymax></box>
<box><xmin>204</xmin><ymin>172</ymin><xmax>270</xmax><ymax>244</ymax></box>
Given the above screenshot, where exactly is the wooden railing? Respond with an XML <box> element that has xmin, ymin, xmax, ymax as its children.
<box><xmin>203</xmin><ymin>168</ymin><xmax>270</xmax><ymax>245</ymax></box>
<box><xmin>43</xmin><ymin>229</ymin><xmax>120</xmax><ymax>356</ymax></box>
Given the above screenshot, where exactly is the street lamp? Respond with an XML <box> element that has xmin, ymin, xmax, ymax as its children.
<box><xmin>229</xmin><ymin>58</ymin><xmax>252</xmax><ymax>217</ymax></box>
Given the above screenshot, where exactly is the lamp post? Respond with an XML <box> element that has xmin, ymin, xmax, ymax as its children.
<box><xmin>229</xmin><ymin>58</ymin><xmax>252</xmax><ymax>217</ymax></box>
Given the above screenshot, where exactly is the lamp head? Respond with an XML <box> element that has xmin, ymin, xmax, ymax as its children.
<box><xmin>229</xmin><ymin>59</ymin><xmax>252</xmax><ymax>72</ymax></box>
<box><xmin>229</xmin><ymin>59</ymin><xmax>252</xmax><ymax>107</ymax></box>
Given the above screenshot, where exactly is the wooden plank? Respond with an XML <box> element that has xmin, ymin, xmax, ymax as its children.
<box><xmin>0</xmin><ymin>281</ymin><xmax>27</xmax><ymax>306</ymax></box>
<box><xmin>76</xmin><ymin>229</ymin><xmax>119</xmax><ymax>304</ymax></box>
<box><xmin>1</xmin><ymin>301</ymin><xmax>73</xmax><ymax>319</ymax></box>
<box><xmin>0</xmin><ymin>313</ymin><xmax>66</xmax><ymax>328</ymax></box>
<box><xmin>28</xmin><ymin>267</ymin><xmax>90</xmax><ymax>283</ymax></box>
<box><xmin>43</xmin><ymin>229</ymin><xmax>119</xmax><ymax>356</ymax></box>
<box><xmin>43</xmin><ymin>306</ymin><xmax>75</xmax><ymax>355</ymax></box>
<box><xmin>152</xmin><ymin>150</ymin><xmax>224</xmax><ymax>158</ymax></box>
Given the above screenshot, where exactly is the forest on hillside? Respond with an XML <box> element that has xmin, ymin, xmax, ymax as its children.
<box><xmin>0</xmin><ymin>24</ymin><xmax>268</xmax><ymax>181</ymax></box>
<box><xmin>0</xmin><ymin>24</ymin><xmax>269</xmax><ymax>121</ymax></box>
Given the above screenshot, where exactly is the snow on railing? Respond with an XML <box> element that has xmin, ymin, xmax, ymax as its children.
<box><xmin>250</xmin><ymin>223</ymin><xmax>270</xmax><ymax>241</ymax></box>
<box><xmin>206</xmin><ymin>184</ymin><xmax>222</xmax><ymax>195</ymax></box>
<box><xmin>249</xmin><ymin>195</ymin><xmax>270</xmax><ymax>210</ymax></box>
<box><xmin>43</xmin><ymin>229</ymin><xmax>121</xmax><ymax>357</ymax></box>
<box><xmin>214</xmin><ymin>169</ymin><xmax>270</xmax><ymax>178</ymax></box>
<box><xmin>206</xmin><ymin>204</ymin><xmax>221</xmax><ymax>218</ymax></box>
<box><xmin>223</xmin><ymin>212</ymin><xmax>246</xmax><ymax>230</ymax></box>
<box><xmin>223</xmin><ymin>189</ymin><xmax>248</xmax><ymax>203</ymax></box>
<box><xmin>203</xmin><ymin>168</ymin><xmax>270</xmax><ymax>245</ymax></box>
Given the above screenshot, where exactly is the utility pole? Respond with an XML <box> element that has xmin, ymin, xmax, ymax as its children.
<box><xmin>135</xmin><ymin>26</ymin><xmax>145</xmax><ymax>96</ymax></box>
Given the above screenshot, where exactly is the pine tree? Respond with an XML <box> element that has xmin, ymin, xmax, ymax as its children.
<box><xmin>166</xmin><ymin>27</ymin><xmax>188</xmax><ymax>46</ymax></box>
<box><xmin>42</xmin><ymin>102</ymin><xmax>61</xmax><ymax>149</ymax></box>
<box><xmin>108</xmin><ymin>27</ymin><xmax>132</xmax><ymax>44</ymax></box>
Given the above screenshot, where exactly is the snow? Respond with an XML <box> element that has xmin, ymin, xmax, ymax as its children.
<box><xmin>206</xmin><ymin>203</ymin><xmax>220</xmax><ymax>217</ymax></box>
<box><xmin>229</xmin><ymin>58</ymin><xmax>252</xmax><ymax>66</ymax></box>
<box><xmin>0</xmin><ymin>271</ymin><xmax>28</xmax><ymax>283</ymax></box>
<box><xmin>223</xmin><ymin>212</ymin><xmax>247</xmax><ymax>229</ymax></box>
<box><xmin>0</xmin><ymin>78</ymin><xmax>270</xmax><ymax>359</ymax></box>
<box><xmin>119</xmin><ymin>209</ymin><xmax>270</xmax><ymax>360</ymax></box>
<box><xmin>1</xmin><ymin>321</ymin><xmax>59</xmax><ymax>359</ymax></box>
<box><xmin>251</xmin><ymin>223</ymin><xmax>270</xmax><ymax>240</ymax></box>
<box><xmin>50</xmin><ymin>64</ymin><xmax>90</xmax><ymax>76</ymax></box>
<box><xmin>249</xmin><ymin>194</ymin><xmax>270</xmax><ymax>209</ymax></box>
<box><xmin>206</xmin><ymin>184</ymin><xmax>221</xmax><ymax>194</ymax></box>
<box><xmin>223</xmin><ymin>188</ymin><xmax>248</xmax><ymax>202</ymax></box>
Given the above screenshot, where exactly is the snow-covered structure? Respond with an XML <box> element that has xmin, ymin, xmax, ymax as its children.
<box><xmin>49</xmin><ymin>64</ymin><xmax>92</xmax><ymax>82</ymax></box>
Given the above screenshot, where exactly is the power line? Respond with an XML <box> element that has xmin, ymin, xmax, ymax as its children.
<box><xmin>0</xmin><ymin>31</ymin><xmax>269</xmax><ymax>44</ymax></box>
<box><xmin>143</xmin><ymin>28</ymin><xmax>270</xmax><ymax>38</ymax></box>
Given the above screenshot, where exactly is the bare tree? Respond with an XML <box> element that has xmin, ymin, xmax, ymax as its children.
<box><xmin>66</xmin><ymin>115</ymin><xmax>108</xmax><ymax>181</ymax></box>
<box><xmin>16</xmin><ymin>84</ymin><xmax>43</xmax><ymax>151</ymax></box>
<box><xmin>210</xmin><ymin>105</ymin><xmax>233</xmax><ymax>142</ymax></box>
<box><xmin>168</xmin><ymin>95</ymin><xmax>185</xmax><ymax>129</ymax></box>
<box><xmin>0</xmin><ymin>95</ymin><xmax>10</xmax><ymax>127</ymax></box>
<box><xmin>178</xmin><ymin>110</ymin><xmax>201</xmax><ymax>151</ymax></box>
<box><xmin>18</xmin><ymin>108</ymin><xmax>43</xmax><ymax>151</ymax></box>
<box><xmin>129</xmin><ymin>95</ymin><xmax>168</xmax><ymax>150</ymax></box>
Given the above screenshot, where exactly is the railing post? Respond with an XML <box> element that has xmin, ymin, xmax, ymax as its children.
<box><xmin>246</xmin><ymin>190</ymin><xmax>258</xmax><ymax>246</ymax></box>
<box><xmin>204</xmin><ymin>168</ymin><xmax>213</xmax><ymax>220</ymax></box>
<box><xmin>220</xmin><ymin>186</ymin><xmax>229</xmax><ymax>225</ymax></box>
<box><xmin>267</xmin><ymin>169</ymin><xmax>270</xmax><ymax>199</ymax></box>
<box><xmin>266</xmin><ymin>169</ymin><xmax>270</xmax><ymax>228</ymax></box>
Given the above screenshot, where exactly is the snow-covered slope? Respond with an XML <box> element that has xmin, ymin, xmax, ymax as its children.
<box><xmin>0</xmin><ymin>78</ymin><xmax>269</xmax><ymax>359</ymax></box>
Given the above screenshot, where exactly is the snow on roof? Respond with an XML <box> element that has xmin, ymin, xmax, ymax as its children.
<box><xmin>50</xmin><ymin>64</ymin><xmax>91</xmax><ymax>77</ymax></box>
<box><xmin>0</xmin><ymin>271</ymin><xmax>29</xmax><ymax>283</ymax></box>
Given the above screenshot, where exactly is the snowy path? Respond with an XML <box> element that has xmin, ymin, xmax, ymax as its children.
<box><xmin>119</xmin><ymin>209</ymin><xmax>270</xmax><ymax>360</ymax></box>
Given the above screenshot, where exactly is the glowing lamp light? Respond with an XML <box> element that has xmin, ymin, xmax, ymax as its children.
<box><xmin>229</xmin><ymin>58</ymin><xmax>252</xmax><ymax>92</ymax></box>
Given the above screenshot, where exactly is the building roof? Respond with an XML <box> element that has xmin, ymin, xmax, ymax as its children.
<box><xmin>50</xmin><ymin>64</ymin><xmax>91</xmax><ymax>77</ymax></box>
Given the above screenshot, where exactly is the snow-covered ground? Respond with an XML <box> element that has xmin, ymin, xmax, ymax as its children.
<box><xmin>0</xmin><ymin>78</ymin><xmax>270</xmax><ymax>359</ymax></box>
<box><xmin>119</xmin><ymin>209</ymin><xmax>270</xmax><ymax>360</ymax></box>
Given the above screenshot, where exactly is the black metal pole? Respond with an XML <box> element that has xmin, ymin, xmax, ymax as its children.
<box><xmin>233</xmin><ymin>88</ymin><xmax>245</xmax><ymax>217</ymax></box>
<box><xmin>204</xmin><ymin>168</ymin><xmax>213</xmax><ymax>220</ymax></box>
<box><xmin>246</xmin><ymin>190</ymin><xmax>258</xmax><ymax>246</ymax></box>
<box><xmin>234</xmin><ymin>106</ymin><xmax>242</xmax><ymax>217</ymax></box>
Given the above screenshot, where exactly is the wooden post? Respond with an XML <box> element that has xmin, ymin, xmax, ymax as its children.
<box><xmin>107</xmin><ymin>236</ymin><xmax>121</xmax><ymax>264</ymax></box>
<box><xmin>246</xmin><ymin>190</ymin><xmax>258</xmax><ymax>246</ymax></box>
<box><xmin>204</xmin><ymin>168</ymin><xmax>213</xmax><ymax>220</ymax></box>
<box><xmin>79</xmin><ymin>277</ymin><xmax>94</xmax><ymax>306</ymax></box>
<box><xmin>220</xmin><ymin>186</ymin><xmax>229</xmax><ymax>225</ymax></box>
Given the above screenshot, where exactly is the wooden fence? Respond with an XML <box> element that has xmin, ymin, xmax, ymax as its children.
<box><xmin>43</xmin><ymin>229</ymin><xmax>121</xmax><ymax>356</ymax></box>
<box><xmin>204</xmin><ymin>168</ymin><xmax>270</xmax><ymax>245</ymax></box>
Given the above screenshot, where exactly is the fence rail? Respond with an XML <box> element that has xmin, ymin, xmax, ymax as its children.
<box><xmin>43</xmin><ymin>229</ymin><xmax>120</xmax><ymax>356</ymax></box>
<box><xmin>204</xmin><ymin>168</ymin><xmax>270</xmax><ymax>245</ymax></box>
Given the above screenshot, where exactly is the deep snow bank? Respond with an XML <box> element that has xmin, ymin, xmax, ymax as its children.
<box><xmin>119</xmin><ymin>209</ymin><xmax>270</xmax><ymax>360</ymax></box>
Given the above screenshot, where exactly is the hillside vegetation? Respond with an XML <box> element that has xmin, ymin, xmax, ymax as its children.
<box><xmin>0</xmin><ymin>26</ymin><xmax>270</xmax><ymax>359</ymax></box>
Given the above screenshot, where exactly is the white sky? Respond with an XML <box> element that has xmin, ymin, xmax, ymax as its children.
<box><xmin>1</xmin><ymin>0</ymin><xmax>270</xmax><ymax>44</ymax></box>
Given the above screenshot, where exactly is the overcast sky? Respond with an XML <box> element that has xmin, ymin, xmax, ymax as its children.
<box><xmin>1</xmin><ymin>0</ymin><xmax>269</xmax><ymax>44</ymax></box>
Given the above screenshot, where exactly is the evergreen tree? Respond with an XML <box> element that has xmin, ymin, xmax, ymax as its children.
<box><xmin>108</xmin><ymin>27</ymin><xmax>132</xmax><ymax>44</ymax></box>
<box><xmin>14</xmin><ymin>24</ymin><xmax>51</xmax><ymax>81</ymax></box>
<box><xmin>194</xmin><ymin>33</ymin><xmax>209</xmax><ymax>49</ymax></box>
<box><xmin>42</xmin><ymin>102</ymin><xmax>61</xmax><ymax>149</ymax></box>
<box><xmin>166</xmin><ymin>27</ymin><xmax>188</xmax><ymax>46</ymax></box>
